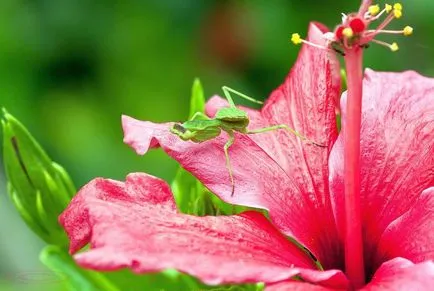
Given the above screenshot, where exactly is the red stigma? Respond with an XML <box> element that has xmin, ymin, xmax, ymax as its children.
<box><xmin>335</xmin><ymin>25</ymin><xmax>345</xmax><ymax>39</ymax></box>
<box><xmin>349</xmin><ymin>18</ymin><xmax>365</xmax><ymax>33</ymax></box>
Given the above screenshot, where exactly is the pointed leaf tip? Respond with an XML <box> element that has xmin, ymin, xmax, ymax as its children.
<box><xmin>2</xmin><ymin>107</ymin><xmax>9</xmax><ymax>117</ymax></box>
<box><xmin>189</xmin><ymin>78</ymin><xmax>205</xmax><ymax>118</ymax></box>
<box><xmin>2</xmin><ymin>109</ymin><xmax>75</xmax><ymax>246</ymax></box>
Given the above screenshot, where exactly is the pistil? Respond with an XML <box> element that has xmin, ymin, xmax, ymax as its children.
<box><xmin>343</xmin><ymin>47</ymin><xmax>365</xmax><ymax>289</ymax></box>
<box><xmin>290</xmin><ymin>1</ymin><xmax>413</xmax><ymax>288</ymax></box>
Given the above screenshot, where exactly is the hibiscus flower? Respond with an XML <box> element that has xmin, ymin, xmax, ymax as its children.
<box><xmin>60</xmin><ymin>2</ymin><xmax>434</xmax><ymax>290</ymax></box>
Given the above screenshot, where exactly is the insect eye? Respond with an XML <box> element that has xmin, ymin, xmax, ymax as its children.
<box><xmin>172</xmin><ymin>123</ymin><xmax>186</xmax><ymax>133</ymax></box>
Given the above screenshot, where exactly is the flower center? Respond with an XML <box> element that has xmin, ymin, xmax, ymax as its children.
<box><xmin>290</xmin><ymin>2</ymin><xmax>414</xmax><ymax>289</ymax></box>
<box><xmin>291</xmin><ymin>2</ymin><xmax>413</xmax><ymax>54</ymax></box>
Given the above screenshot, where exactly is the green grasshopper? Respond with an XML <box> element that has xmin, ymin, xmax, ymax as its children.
<box><xmin>170</xmin><ymin>86</ymin><xmax>324</xmax><ymax>196</ymax></box>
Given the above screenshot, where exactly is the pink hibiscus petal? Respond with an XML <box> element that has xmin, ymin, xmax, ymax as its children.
<box><xmin>329</xmin><ymin>70</ymin><xmax>434</xmax><ymax>274</ymax></box>
<box><xmin>59</xmin><ymin>172</ymin><xmax>350</xmax><ymax>287</ymax></box>
<box><xmin>122</xmin><ymin>115</ymin><xmax>302</xmax><ymax>210</ymax></box>
<box><xmin>361</xmin><ymin>258</ymin><xmax>434</xmax><ymax>290</ymax></box>
<box><xmin>375</xmin><ymin>187</ymin><xmax>434</xmax><ymax>268</ymax></box>
<box><xmin>123</xmin><ymin>22</ymin><xmax>342</xmax><ymax>269</ymax></box>
<box><xmin>251</xmin><ymin>21</ymin><xmax>341</xmax><ymax>269</ymax></box>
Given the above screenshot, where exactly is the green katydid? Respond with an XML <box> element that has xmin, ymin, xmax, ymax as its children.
<box><xmin>170</xmin><ymin>86</ymin><xmax>324</xmax><ymax>196</ymax></box>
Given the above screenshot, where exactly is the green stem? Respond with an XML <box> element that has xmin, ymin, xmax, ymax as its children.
<box><xmin>87</xmin><ymin>272</ymin><xmax>120</xmax><ymax>291</ymax></box>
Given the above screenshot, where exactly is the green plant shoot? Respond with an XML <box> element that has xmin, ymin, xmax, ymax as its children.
<box><xmin>170</xmin><ymin>86</ymin><xmax>324</xmax><ymax>196</ymax></box>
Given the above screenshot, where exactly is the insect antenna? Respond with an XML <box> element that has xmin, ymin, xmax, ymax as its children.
<box><xmin>222</xmin><ymin>86</ymin><xmax>264</xmax><ymax>107</ymax></box>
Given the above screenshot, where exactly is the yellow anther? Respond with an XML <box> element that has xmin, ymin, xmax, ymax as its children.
<box><xmin>342</xmin><ymin>27</ymin><xmax>354</xmax><ymax>38</ymax></box>
<box><xmin>385</xmin><ymin>4</ymin><xmax>393</xmax><ymax>13</ymax></box>
<box><xmin>393</xmin><ymin>3</ymin><xmax>403</xmax><ymax>11</ymax></box>
<box><xmin>390</xmin><ymin>42</ymin><xmax>399</xmax><ymax>52</ymax></box>
<box><xmin>368</xmin><ymin>5</ymin><xmax>380</xmax><ymax>15</ymax></box>
<box><xmin>403</xmin><ymin>26</ymin><xmax>413</xmax><ymax>36</ymax></box>
<box><xmin>393</xmin><ymin>9</ymin><xmax>402</xmax><ymax>18</ymax></box>
<box><xmin>291</xmin><ymin>33</ymin><xmax>302</xmax><ymax>45</ymax></box>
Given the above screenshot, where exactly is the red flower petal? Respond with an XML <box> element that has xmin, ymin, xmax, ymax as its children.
<box><xmin>122</xmin><ymin>115</ymin><xmax>296</xmax><ymax>208</ymax></box>
<box><xmin>59</xmin><ymin>173</ymin><xmax>350</xmax><ymax>287</ymax></box>
<box><xmin>361</xmin><ymin>258</ymin><xmax>434</xmax><ymax>290</ymax></box>
<box><xmin>206</xmin><ymin>22</ymin><xmax>342</xmax><ymax>269</ymax></box>
<box><xmin>329</xmin><ymin>70</ymin><xmax>434</xmax><ymax>274</ymax></box>
<box><xmin>375</xmin><ymin>187</ymin><xmax>434</xmax><ymax>268</ymax></box>
<box><xmin>123</xmin><ymin>22</ymin><xmax>342</xmax><ymax>270</ymax></box>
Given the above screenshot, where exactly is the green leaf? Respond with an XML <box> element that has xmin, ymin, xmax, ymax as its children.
<box><xmin>188</xmin><ymin>78</ymin><xmax>205</xmax><ymax>119</ymax></box>
<box><xmin>172</xmin><ymin>166</ymin><xmax>205</xmax><ymax>214</ymax></box>
<box><xmin>171</xmin><ymin>79</ymin><xmax>210</xmax><ymax>214</ymax></box>
<box><xmin>340</xmin><ymin>68</ymin><xmax>347</xmax><ymax>92</ymax></box>
<box><xmin>105</xmin><ymin>268</ymin><xmax>263</xmax><ymax>291</ymax></box>
<box><xmin>2</xmin><ymin>109</ymin><xmax>76</xmax><ymax>246</ymax></box>
<box><xmin>40</xmin><ymin>245</ymin><xmax>119</xmax><ymax>291</ymax></box>
<box><xmin>105</xmin><ymin>269</ymin><xmax>205</xmax><ymax>291</ymax></box>
<box><xmin>335</xmin><ymin>69</ymin><xmax>346</xmax><ymax>132</ymax></box>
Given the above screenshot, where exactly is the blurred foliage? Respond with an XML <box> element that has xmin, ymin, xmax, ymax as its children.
<box><xmin>0</xmin><ymin>0</ymin><xmax>433</xmax><ymax>290</ymax></box>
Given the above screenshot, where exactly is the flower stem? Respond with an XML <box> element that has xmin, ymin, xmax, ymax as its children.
<box><xmin>343</xmin><ymin>47</ymin><xmax>365</xmax><ymax>288</ymax></box>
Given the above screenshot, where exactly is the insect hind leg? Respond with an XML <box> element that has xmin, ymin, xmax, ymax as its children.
<box><xmin>246</xmin><ymin>124</ymin><xmax>326</xmax><ymax>147</ymax></box>
<box><xmin>223</xmin><ymin>131</ymin><xmax>236</xmax><ymax>196</ymax></box>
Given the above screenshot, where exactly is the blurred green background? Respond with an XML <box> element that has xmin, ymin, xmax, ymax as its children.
<box><xmin>0</xmin><ymin>0</ymin><xmax>433</xmax><ymax>290</ymax></box>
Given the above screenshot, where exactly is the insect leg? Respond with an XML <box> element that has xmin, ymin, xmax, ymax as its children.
<box><xmin>246</xmin><ymin>125</ymin><xmax>326</xmax><ymax>147</ymax></box>
<box><xmin>222</xmin><ymin>86</ymin><xmax>264</xmax><ymax>107</ymax></box>
<box><xmin>189</xmin><ymin>111</ymin><xmax>210</xmax><ymax>121</ymax></box>
<box><xmin>223</xmin><ymin>130</ymin><xmax>236</xmax><ymax>196</ymax></box>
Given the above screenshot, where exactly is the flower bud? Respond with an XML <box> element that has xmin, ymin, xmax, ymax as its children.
<box><xmin>2</xmin><ymin>109</ymin><xmax>75</xmax><ymax>246</ymax></box>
